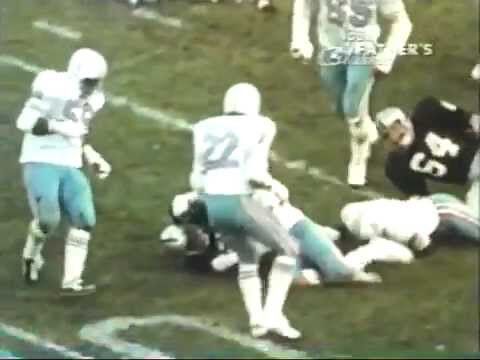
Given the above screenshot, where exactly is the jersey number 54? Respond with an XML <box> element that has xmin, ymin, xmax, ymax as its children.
<box><xmin>410</xmin><ymin>132</ymin><xmax>460</xmax><ymax>177</ymax></box>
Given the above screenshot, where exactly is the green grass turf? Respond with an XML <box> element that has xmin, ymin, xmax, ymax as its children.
<box><xmin>0</xmin><ymin>0</ymin><xmax>478</xmax><ymax>357</ymax></box>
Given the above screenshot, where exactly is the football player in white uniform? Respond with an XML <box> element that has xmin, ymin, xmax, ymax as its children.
<box><xmin>190</xmin><ymin>83</ymin><xmax>301</xmax><ymax>339</ymax></box>
<box><xmin>341</xmin><ymin>193</ymin><xmax>480</xmax><ymax>269</ymax></box>
<box><xmin>290</xmin><ymin>0</ymin><xmax>412</xmax><ymax>187</ymax></box>
<box><xmin>16</xmin><ymin>48</ymin><xmax>111</xmax><ymax>296</ymax></box>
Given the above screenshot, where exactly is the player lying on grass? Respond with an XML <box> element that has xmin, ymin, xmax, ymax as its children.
<box><xmin>159</xmin><ymin>188</ymin><xmax>415</xmax><ymax>286</ymax></box>
<box><xmin>16</xmin><ymin>48</ymin><xmax>111</xmax><ymax>296</ymax></box>
<box><xmin>341</xmin><ymin>193</ymin><xmax>480</xmax><ymax>269</ymax></box>
<box><xmin>376</xmin><ymin>96</ymin><xmax>480</xmax><ymax>218</ymax></box>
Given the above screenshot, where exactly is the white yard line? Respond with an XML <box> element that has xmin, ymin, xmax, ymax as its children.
<box><xmin>110</xmin><ymin>49</ymin><xmax>166</xmax><ymax>73</ymax></box>
<box><xmin>79</xmin><ymin>314</ymin><xmax>309</xmax><ymax>359</ymax></box>
<box><xmin>0</xmin><ymin>54</ymin><xmax>383</xmax><ymax>199</ymax></box>
<box><xmin>0</xmin><ymin>322</ymin><xmax>92</xmax><ymax>359</ymax></box>
<box><xmin>33</xmin><ymin>19</ymin><xmax>83</xmax><ymax>40</ymax></box>
<box><xmin>132</xmin><ymin>8</ymin><xmax>184</xmax><ymax>29</ymax></box>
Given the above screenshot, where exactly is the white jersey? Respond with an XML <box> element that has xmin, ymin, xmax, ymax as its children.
<box><xmin>291</xmin><ymin>0</ymin><xmax>412</xmax><ymax>70</ymax></box>
<box><xmin>317</xmin><ymin>0</ymin><xmax>406</xmax><ymax>50</ymax></box>
<box><xmin>341</xmin><ymin>197</ymin><xmax>440</xmax><ymax>244</ymax></box>
<box><xmin>192</xmin><ymin>115</ymin><xmax>276</xmax><ymax>195</ymax></box>
<box><xmin>17</xmin><ymin>70</ymin><xmax>105</xmax><ymax>168</ymax></box>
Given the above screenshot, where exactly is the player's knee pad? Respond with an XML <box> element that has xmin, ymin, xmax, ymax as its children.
<box><xmin>30</xmin><ymin>219</ymin><xmax>48</xmax><ymax>240</ymax></box>
<box><xmin>37</xmin><ymin>212</ymin><xmax>61</xmax><ymax>235</ymax></box>
<box><xmin>71</xmin><ymin>209</ymin><xmax>96</xmax><ymax>231</ymax></box>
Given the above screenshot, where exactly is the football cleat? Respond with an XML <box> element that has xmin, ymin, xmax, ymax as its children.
<box><xmin>22</xmin><ymin>255</ymin><xmax>44</xmax><ymax>284</ymax></box>
<box><xmin>265</xmin><ymin>314</ymin><xmax>302</xmax><ymax>340</ymax></box>
<box><xmin>60</xmin><ymin>280</ymin><xmax>96</xmax><ymax>297</ymax></box>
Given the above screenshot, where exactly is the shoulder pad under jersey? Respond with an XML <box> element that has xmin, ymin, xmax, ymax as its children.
<box><xmin>31</xmin><ymin>70</ymin><xmax>64</xmax><ymax>98</ymax></box>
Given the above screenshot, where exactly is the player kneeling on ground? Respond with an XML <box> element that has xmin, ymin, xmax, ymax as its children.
<box><xmin>376</xmin><ymin>97</ymin><xmax>480</xmax><ymax>218</ymax></box>
<box><xmin>341</xmin><ymin>194</ymin><xmax>480</xmax><ymax>269</ymax></box>
<box><xmin>16</xmin><ymin>48</ymin><xmax>111</xmax><ymax>296</ymax></box>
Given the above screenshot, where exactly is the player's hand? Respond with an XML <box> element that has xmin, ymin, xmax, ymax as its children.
<box><xmin>92</xmin><ymin>157</ymin><xmax>112</xmax><ymax>180</ymax></box>
<box><xmin>375</xmin><ymin>50</ymin><xmax>395</xmax><ymax>77</ymax></box>
<box><xmin>83</xmin><ymin>144</ymin><xmax>112</xmax><ymax>179</ymax></box>
<box><xmin>290</xmin><ymin>41</ymin><xmax>314</xmax><ymax>64</ymax></box>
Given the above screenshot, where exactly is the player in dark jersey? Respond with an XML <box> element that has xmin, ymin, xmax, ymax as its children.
<box><xmin>376</xmin><ymin>96</ymin><xmax>480</xmax><ymax>217</ymax></box>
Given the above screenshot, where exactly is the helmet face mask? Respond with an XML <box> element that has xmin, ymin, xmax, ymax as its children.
<box><xmin>67</xmin><ymin>48</ymin><xmax>108</xmax><ymax>96</ymax></box>
<box><xmin>376</xmin><ymin>107</ymin><xmax>414</xmax><ymax>149</ymax></box>
<box><xmin>80</xmin><ymin>78</ymin><xmax>101</xmax><ymax>97</ymax></box>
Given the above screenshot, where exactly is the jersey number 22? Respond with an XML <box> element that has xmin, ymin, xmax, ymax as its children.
<box><xmin>202</xmin><ymin>132</ymin><xmax>240</xmax><ymax>171</ymax></box>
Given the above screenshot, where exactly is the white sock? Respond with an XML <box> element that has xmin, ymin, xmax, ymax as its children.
<box><xmin>264</xmin><ymin>256</ymin><xmax>296</xmax><ymax>320</ymax></box>
<box><xmin>22</xmin><ymin>220</ymin><xmax>46</xmax><ymax>261</ymax></box>
<box><xmin>62</xmin><ymin>228</ymin><xmax>91</xmax><ymax>288</ymax></box>
<box><xmin>238</xmin><ymin>264</ymin><xmax>263</xmax><ymax>325</ymax></box>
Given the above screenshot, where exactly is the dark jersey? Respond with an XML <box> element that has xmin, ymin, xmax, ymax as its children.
<box><xmin>386</xmin><ymin>97</ymin><xmax>480</xmax><ymax>195</ymax></box>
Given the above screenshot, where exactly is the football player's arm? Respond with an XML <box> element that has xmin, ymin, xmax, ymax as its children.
<box><xmin>290</xmin><ymin>0</ymin><xmax>314</xmax><ymax>62</ymax></box>
<box><xmin>247</xmin><ymin>119</ymin><xmax>289</xmax><ymax>202</ymax></box>
<box><xmin>16</xmin><ymin>72</ymin><xmax>87</xmax><ymax>137</ymax></box>
<box><xmin>190</xmin><ymin>129</ymin><xmax>204</xmax><ymax>192</ymax></box>
<box><xmin>376</xmin><ymin>0</ymin><xmax>413</xmax><ymax>75</ymax></box>
<box><xmin>247</xmin><ymin>118</ymin><xmax>276</xmax><ymax>186</ymax></box>
<box><xmin>385</xmin><ymin>149</ymin><xmax>430</xmax><ymax>196</ymax></box>
<box><xmin>83</xmin><ymin>144</ymin><xmax>111</xmax><ymax>179</ymax></box>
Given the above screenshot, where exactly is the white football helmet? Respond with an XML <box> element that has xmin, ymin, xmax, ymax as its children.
<box><xmin>171</xmin><ymin>192</ymin><xmax>198</xmax><ymax>218</ymax></box>
<box><xmin>67</xmin><ymin>48</ymin><xmax>108</xmax><ymax>81</ymax></box>
<box><xmin>375</xmin><ymin>107</ymin><xmax>414</xmax><ymax>146</ymax></box>
<box><xmin>223</xmin><ymin>83</ymin><xmax>261</xmax><ymax>115</ymax></box>
<box><xmin>375</xmin><ymin>107</ymin><xmax>408</xmax><ymax>131</ymax></box>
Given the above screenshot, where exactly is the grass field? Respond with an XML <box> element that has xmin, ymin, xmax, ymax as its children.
<box><xmin>0</xmin><ymin>0</ymin><xmax>479</xmax><ymax>358</ymax></box>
